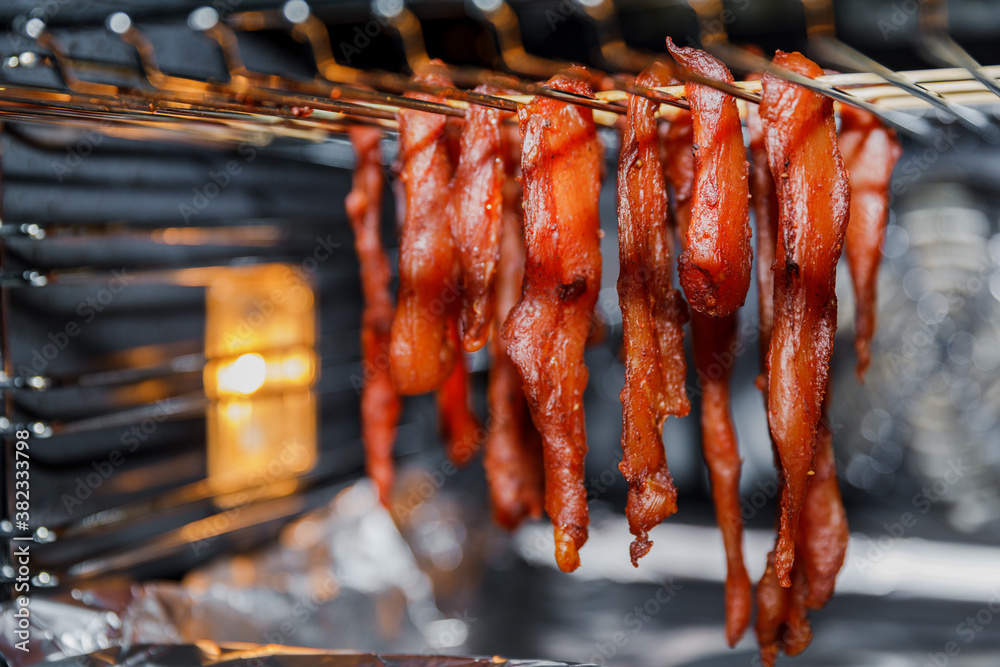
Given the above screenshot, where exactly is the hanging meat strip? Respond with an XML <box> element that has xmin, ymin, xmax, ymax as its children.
<box><xmin>485</xmin><ymin>124</ymin><xmax>545</xmax><ymax>530</ymax></box>
<box><xmin>756</xmin><ymin>401</ymin><xmax>848</xmax><ymax>665</ymax></box>
<box><xmin>796</xmin><ymin>403</ymin><xmax>849</xmax><ymax>610</ymax></box>
<box><xmin>617</xmin><ymin>63</ymin><xmax>691</xmax><ymax>566</ymax></box>
<box><xmin>751</xmin><ymin>77</ymin><xmax>849</xmax><ymax>662</ymax></box>
<box><xmin>755</xmin><ymin>549</ymin><xmax>791</xmax><ymax>667</ymax></box>
<box><xmin>437</xmin><ymin>324</ymin><xmax>483</xmax><ymax>467</ymax></box>
<box><xmin>691</xmin><ymin>311</ymin><xmax>753</xmax><ymax>646</ymax></box>
<box><xmin>451</xmin><ymin>85</ymin><xmax>511</xmax><ymax>353</ymax></box>
<box><xmin>760</xmin><ymin>51</ymin><xmax>851</xmax><ymax>587</ymax></box>
<box><xmin>660</xmin><ymin>43</ymin><xmax>752</xmax><ymax>644</ymax></box>
<box><xmin>435</xmin><ymin>83</ymin><xmax>525</xmax><ymax>467</ymax></box>
<box><xmin>504</xmin><ymin>69</ymin><xmax>603</xmax><ymax>573</ymax></box>
<box><xmin>659</xmin><ymin>111</ymin><xmax>694</xmax><ymax>240</ymax></box>
<box><xmin>391</xmin><ymin>67</ymin><xmax>483</xmax><ymax>467</ymax></box>
<box><xmin>838</xmin><ymin>105</ymin><xmax>902</xmax><ymax>380</ymax></box>
<box><xmin>666</xmin><ymin>39</ymin><xmax>752</xmax><ymax>318</ymax></box>
<box><xmin>748</xmin><ymin>68</ymin><xmax>792</xmax><ymax>666</ymax></box>
<box><xmin>747</xmin><ymin>72</ymin><xmax>779</xmax><ymax>381</ymax></box>
<box><xmin>781</xmin><ymin>561</ymin><xmax>814</xmax><ymax>657</ymax></box>
<box><xmin>346</xmin><ymin>126</ymin><xmax>402</xmax><ymax>507</ymax></box>
<box><xmin>390</xmin><ymin>70</ymin><xmax>460</xmax><ymax>396</ymax></box>
<box><xmin>769</xmin><ymin>407</ymin><xmax>845</xmax><ymax>665</ymax></box>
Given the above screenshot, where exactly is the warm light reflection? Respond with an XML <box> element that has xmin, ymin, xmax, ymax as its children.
<box><xmin>204</xmin><ymin>264</ymin><xmax>318</xmax><ymax>504</ymax></box>
<box><xmin>204</xmin><ymin>345</ymin><xmax>316</xmax><ymax>399</ymax></box>
<box><xmin>216</xmin><ymin>353</ymin><xmax>267</xmax><ymax>395</ymax></box>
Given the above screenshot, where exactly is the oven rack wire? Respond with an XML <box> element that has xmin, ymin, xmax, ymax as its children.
<box><xmin>0</xmin><ymin>0</ymin><xmax>998</xmax><ymax>149</ymax></box>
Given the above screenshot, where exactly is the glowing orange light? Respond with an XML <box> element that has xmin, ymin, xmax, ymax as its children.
<box><xmin>216</xmin><ymin>353</ymin><xmax>267</xmax><ymax>395</ymax></box>
<box><xmin>203</xmin><ymin>264</ymin><xmax>318</xmax><ymax>503</ymax></box>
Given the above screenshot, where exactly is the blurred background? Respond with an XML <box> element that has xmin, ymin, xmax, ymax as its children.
<box><xmin>2</xmin><ymin>0</ymin><xmax>1000</xmax><ymax>665</ymax></box>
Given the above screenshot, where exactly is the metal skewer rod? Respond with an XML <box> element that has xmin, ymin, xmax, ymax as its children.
<box><xmin>796</xmin><ymin>0</ymin><xmax>1000</xmax><ymax>143</ymax></box>
<box><xmin>918</xmin><ymin>0</ymin><xmax>1000</xmax><ymax>104</ymax></box>
<box><xmin>708</xmin><ymin>41</ymin><xmax>940</xmax><ymax>145</ymax></box>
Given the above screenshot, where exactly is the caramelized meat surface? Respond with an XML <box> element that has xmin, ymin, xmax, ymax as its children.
<box><xmin>347</xmin><ymin>126</ymin><xmax>402</xmax><ymax>507</ymax></box>
<box><xmin>667</xmin><ymin>39</ymin><xmax>752</xmax><ymax>318</ymax></box>
<box><xmin>451</xmin><ymin>86</ymin><xmax>512</xmax><ymax>352</ymax></box>
<box><xmin>617</xmin><ymin>64</ymin><xmax>691</xmax><ymax>566</ymax></box>
<box><xmin>485</xmin><ymin>125</ymin><xmax>545</xmax><ymax>529</ymax></box>
<box><xmin>747</xmin><ymin>72</ymin><xmax>779</xmax><ymax>380</ymax></box>
<box><xmin>691</xmin><ymin>310</ymin><xmax>752</xmax><ymax>646</ymax></box>
<box><xmin>838</xmin><ymin>105</ymin><xmax>902</xmax><ymax>379</ymax></box>
<box><xmin>659</xmin><ymin>111</ymin><xmax>694</xmax><ymax>240</ymax></box>
<box><xmin>504</xmin><ymin>70</ymin><xmax>603</xmax><ymax>573</ymax></box>
<box><xmin>796</xmin><ymin>405</ymin><xmax>849</xmax><ymax>610</ymax></box>
<box><xmin>755</xmin><ymin>402</ymin><xmax>847</xmax><ymax>665</ymax></box>
<box><xmin>661</xmin><ymin>45</ymin><xmax>752</xmax><ymax>641</ymax></box>
<box><xmin>437</xmin><ymin>324</ymin><xmax>483</xmax><ymax>467</ymax></box>
<box><xmin>390</xmin><ymin>71</ymin><xmax>460</xmax><ymax>395</ymax></box>
<box><xmin>760</xmin><ymin>51</ymin><xmax>850</xmax><ymax>587</ymax></box>
<box><xmin>755</xmin><ymin>549</ymin><xmax>791</xmax><ymax>667</ymax></box>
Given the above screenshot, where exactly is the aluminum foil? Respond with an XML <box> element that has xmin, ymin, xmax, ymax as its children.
<box><xmin>0</xmin><ymin>481</ymin><xmax>485</xmax><ymax>666</ymax></box>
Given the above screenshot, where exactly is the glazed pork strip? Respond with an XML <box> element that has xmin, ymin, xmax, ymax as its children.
<box><xmin>838</xmin><ymin>105</ymin><xmax>902</xmax><ymax>380</ymax></box>
<box><xmin>504</xmin><ymin>69</ymin><xmax>603</xmax><ymax>573</ymax></box>
<box><xmin>390</xmin><ymin>69</ymin><xmax>461</xmax><ymax>396</ymax></box>
<box><xmin>617</xmin><ymin>63</ymin><xmax>691</xmax><ymax>566</ymax></box>
<box><xmin>436</xmin><ymin>323</ymin><xmax>483</xmax><ymax>467</ymax></box>
<box><xmin>346</xmin><ymin>126</ymin><xmax>402</xmax><ymax>507</ymax></box>
<box><xmin>661</xmin><ymin>44</ymin><xmax>753</xmax><ymax>643</ymax></box>
<box><xmin>747</xmin><ymin>71</ymin><xmax>779</xmax><ymax>388</ymax></box>
<box><xmin>451</xmin><ymin>85</ymin><xmax>513</xmax><ymax>353</ymax></box>
<box><xmin>667</xmin><ymin>39</ymin><xmax>752</xmax><ymax>319</ymax></box>
<box><xmin>760</xmin><ymin>51</ymin><xmax>851</xmax><ymax>587</ymax></box>
<box><xmin>485</xmin><ymin>123</ymin><xmax>545</xmax><ymax>530</ymax></box>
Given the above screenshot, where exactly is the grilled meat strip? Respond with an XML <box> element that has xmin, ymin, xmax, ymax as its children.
<box><xmin>667</xmin><ymin>39</ymin><xmax>752</xmax><ymax>318</ymax></box>
<box><xmin>759</xmin><ymin>51</ymin><xmax>851</xmax><ymax>587</ymax></box>
<box><xmin>347</xmin><ymin>126</ymin><xmax>402</xmax><ymax>507</ymax></box>
<box><xmin>451</xmin><ymin>85</ymin><xmax>512</xmax><ymax>353</ymax></box>
<box><xmin>617</xmin><ymin>63</ymin><xmax>691</xmax><ymax>566</ymax></box>
<box><xmin>503</xmin><ymin>70</ymin><xmax>603</xmax><ymax>573</ymax></box>
<box><xmin>485</xmin><ymin>124</ymin><xmax>545</xmax><ymax>529</ymax></box>
<box><xmin>838</xmin><ymin>105</ymin><xmax>902</xmax><ymax>380</ymax></box>
<box><xmin>390</xmin><ymin>70</ymin><xmax>461</xmax><ymax>396</ymax></box>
